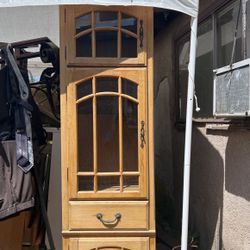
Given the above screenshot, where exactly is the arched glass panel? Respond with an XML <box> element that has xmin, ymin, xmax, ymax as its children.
<box><xmin>122</xmin><ymin>78</ymin><xmax>137</xmax><ymax>98</ymax></box>
<box><xmin>76</xmin><ymin>32</ymin><xmax>92</xmax><ymax>57</ymax></box>
<box><xmin>97</xmin><ymin>96</ymin><xmax>119</xmax><ymax>172</ymax></box>
<box><xmin>78</xmin><ymin>98</ymin><xmax>93</xmax><ymax>172</ymax></box>
<box><xmin>121</xmin><ymin>33</ymin><xmax>137</xmax><ymax>58</ymax></box>
<box><xmin>95</xmin><ymin>11</ymin><xmax>118</xmax><ymax>27</ymax></box>
<box><xmin>77</xmin><ymin>79</ymin><xmax>92</xmax><ymax>99</ymax></box>
<box><xmin>76</xmin><ymin>12</ymin><xmax>92</xmax><ymax>34</ymax></box>
<box><xmin>75</xmin><ymin>75</ymin><xmax>141</xmax><ymax>194</ymax></box>
<box><xmin>122</xmin><ymin>98</ymin><xmax>138</xmax><ymax>172</ymax></box>
<box><xmin>96</xmin><ymin>30</ymin><xmax>118</xmax><ymax>57</ymax></box>
<box><xmin>96</xmin><ymin>77</ymin><xmax>118</xmax><ymax>93</ymax></box>
<box><xmin>74</xmin><ymin>11</ymin><xmax>140</xmax><ymax>59</ymax></box>
<box><xmin>121</xmin><ymin>13</ymin><xmax>137</xmax><ymax>34</ymax></box>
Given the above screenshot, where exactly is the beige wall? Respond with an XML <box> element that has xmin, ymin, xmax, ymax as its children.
<box><xmin>0</xmin><ymin>6</ymin><xmax>59</xmax><ymax>79</ymax></box>
<box><xmin>154</xmin><ymin>0</ymin><xmax>250</xmax><ymax>249</ymax></box>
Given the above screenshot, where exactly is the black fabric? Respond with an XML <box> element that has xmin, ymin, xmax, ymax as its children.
<box><xmin>20</xmin><ymin>58</ymin><xmax>47</xmax><ymax>146</ymax></box>
<box><xmin>0</xmin><ymin>140</ymin><xmax>34</xmax><ymax>220</ymax></box>
<box><xmin>0</xmin><ymin>66</ymin><xmax>13</xmax><ymax>141</ymax></box>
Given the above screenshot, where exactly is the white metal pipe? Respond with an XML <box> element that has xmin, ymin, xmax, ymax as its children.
<box><xmin>181</xmin><ymin>15</ymin><xmax>199</xmax><ymax>250</ymax></box>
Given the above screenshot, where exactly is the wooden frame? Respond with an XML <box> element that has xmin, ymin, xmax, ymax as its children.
<box><xmin>60</xmin><ymin>5</ymin><xmax>155</xmax><ymax>250</ymax></box>
<box><xmin>174</xmin><ymin>0</ymin><xmax>244</xmax><ymax>125</ymax></box>
<box><xmin>69</xmin><ymin>237</ymin><xmax>150</xmax><ymax>250</ymax></box>
<box><xmin>64</xmin><ymin>5</ymin><xmax>150</xmax><ymax>66</ymax></box>
<box><xmin>66</xmin><ymin>68</ymin><xmax>148</xmax><ymax>199</ymax></box>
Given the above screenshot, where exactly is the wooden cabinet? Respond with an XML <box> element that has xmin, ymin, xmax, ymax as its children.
<box><xmin>64</xmin><ymin>6</ymin><xmax>149</xmax><ymax>66</ymax></box>
<box><xmin>60</xmin><ymin>5</ymin><xmax>155</xmax><ymax>250</ymax></box>
<box><xmin>69</xmin><ymin>237</ymin><xmax>150</xmax><ymax>250</ymax></box>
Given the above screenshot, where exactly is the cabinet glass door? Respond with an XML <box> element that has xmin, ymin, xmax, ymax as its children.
<box><xmin>65</xmin><ymin>6</ymin><xmax>149</xmax><ymax>66</ymax></box>
<box><xmin>67</xmin><ymin>69</ymin><xmax>147</xmax><ymax>199</ymax></box>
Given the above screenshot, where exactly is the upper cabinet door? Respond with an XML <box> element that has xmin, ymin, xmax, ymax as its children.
<box><xmin>63</xmin><ymin>6</ymin><xmax>150</xmax><ymax>66</ymax></box>
<box><xmin>66</xmin><ymin>68</ymin><xmax>148</xmax><ymax>199</ymax></box>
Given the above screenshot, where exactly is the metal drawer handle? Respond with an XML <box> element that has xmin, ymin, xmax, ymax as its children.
<box><xmin>96</xmin><ymin>213</ymin><xmax>122</xmax><ymax>226</ymax></box>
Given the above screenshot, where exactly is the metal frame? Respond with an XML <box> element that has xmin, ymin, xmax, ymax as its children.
<box><xmin>213</xmin><ymin>58</ymin><xmax>250</xmax><ymax>117</ymax></box>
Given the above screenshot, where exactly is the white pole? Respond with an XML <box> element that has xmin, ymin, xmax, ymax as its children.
<box><xmin>181</xmin><ymin>15</ymin><xmax>199</xmax><ymax>250</ymax></box>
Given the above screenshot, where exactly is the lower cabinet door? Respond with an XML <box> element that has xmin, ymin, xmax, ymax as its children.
<box><xmin>69</xmin><ymin>237</ymin><xmax>149</xmax><ymax>250</ymax></box>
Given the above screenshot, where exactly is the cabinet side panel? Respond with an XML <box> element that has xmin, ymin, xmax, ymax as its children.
<box><xmin>60</xmin><ymin>5</ymin><xmax>69</xmax><ymax>231</ymax></box>
<box><xmin>146</xmin><ymin>8</ymin><xmax>155</xmax><ymax>232</ymax></box>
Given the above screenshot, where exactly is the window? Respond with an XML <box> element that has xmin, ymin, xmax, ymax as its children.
<box><xmin>76</xmin><ymin>76</ymin><xmax>140</xmax><ymax>193</ymax></box>
<box><xmin>177</xmin><ymin>0</ymin><xmax>245</xmax><ymax>121</ymax></box>
<box><xmin>75</xmin><ymin>11</ymin><xmax>138</xmax><ymax>58</ymax></box>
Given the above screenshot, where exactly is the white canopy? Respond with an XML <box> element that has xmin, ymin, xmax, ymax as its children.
<box><xmin>0</xmin><ymin>0</ymin><xmax>198</xmax><ymax>17</ymax></box>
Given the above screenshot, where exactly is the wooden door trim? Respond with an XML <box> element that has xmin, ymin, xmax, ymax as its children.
<box><xmin>66</xmin><ymin>68</ymin><xmax>148</xmax><ymax>200</ymax></box>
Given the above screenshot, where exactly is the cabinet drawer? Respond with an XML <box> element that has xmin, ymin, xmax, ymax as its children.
<box><xmin>69</xmin><ymin>201</ymin><xmax>148</xmax><ymax>230</ymax></box>
<box><xmin>69</xmin><ymin>237</ymin><xmax>149</xmax><ymax>250</ymax></box>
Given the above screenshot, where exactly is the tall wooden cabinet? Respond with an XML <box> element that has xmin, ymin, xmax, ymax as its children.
<box><xmin>60</xmin><ymin>5</ymin><xmax>155</xmax><ymax>250</ymax></box>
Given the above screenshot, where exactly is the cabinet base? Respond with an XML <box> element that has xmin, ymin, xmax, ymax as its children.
<box><xmin>63</xmin><ymin>236</ymin><xmax>156</xmax><ymax>250</ymax></box>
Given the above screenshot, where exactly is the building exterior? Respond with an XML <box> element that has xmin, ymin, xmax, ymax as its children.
<box><xmin>155</xmin><ymin>0</ymin><xmax>250</xmax><ymax>249</ymax></box>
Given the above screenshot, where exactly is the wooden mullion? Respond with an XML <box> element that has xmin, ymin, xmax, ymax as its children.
<box><xmin>77</xmin><ymin>172</ymin><xmax>95</xmax><ymax>176</ymax></box>
<box><xmin>93</xmin><ymin>77</ymin><xmax>97</xmax><ymax>193</ymax></box>
<box><xmin>96</xmin><ymin>172</ymin><xmax>121</xmax><ymax>176</ymax></box>
<box><xmin>75</xmin><ymin>29</ymin><xmax>92</xmax><ymax>39</ymax></box>
<box><xmin>122</xmin><ymin>172</ymin><xmax>140</xmax><ymax>176</ymax></box>
<box><xmin>121</xmin><ymin>28</ymin><xmax>138</xmax><ymax>39</ymax></box>
<box><xmin>76</xmin><ymin>94</ymin><xmax>94</xmax><ymax>104</ymax></box>
<box><xmin>94</xmin><ymin>26</ymin><xmax>119</xmax><ymax>32</ymax></box>
<box><xmin>118</xmin><ymin>76</ymin><xmax>123</xmax><ymax>192</ymax></box>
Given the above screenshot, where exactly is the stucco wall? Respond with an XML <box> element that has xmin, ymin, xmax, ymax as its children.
<box><xmin>0</xmin><ymin>6</ymin><xmax>59</xmax><ymax>78</ymax></box>
<box><xmin>154</xmin><ymin>0</ymin><xmax>250</xmax><ymax>249</ymax></box>
<box><xmin>0</xmin><ymin>6</ymin><xmax>59</xmax><ymax>44</ymax></box>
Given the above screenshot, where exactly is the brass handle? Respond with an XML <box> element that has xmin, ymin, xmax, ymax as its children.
<box><xmin>140</xmin><ymin>120</ymin><xmax>145</xmax><ymax>148</ymax></box>
<box><xmin>96</xmin><ymin>213</ymin><xmax>122</xmax><ymax>226</ymax></box>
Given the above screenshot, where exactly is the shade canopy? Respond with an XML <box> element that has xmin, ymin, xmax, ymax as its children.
<box><xmin>0</xmin><ymin>0</ymin><xmax>198</xmax><ymax>17</ymax></box>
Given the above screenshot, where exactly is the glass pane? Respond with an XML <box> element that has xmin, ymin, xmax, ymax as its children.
<box><xmin>122</xmin><ymin>98</ymin><xmax>138</xmax><ymax>172</ymax></box>
<box><xmin>96</xmin><ymin>77</ymin><xmax>118</xmax><ymax>93</ymax></box>
<box><xmin>77</xmin><ymin>79</ymin><xmax>92</xmax><ymax>99</ymax></box>
<box><xmin>96</xmin><ymin>31</ymin><xmax>118</xmax><ymax>57</ymax></box>
<box><xmin>122</xmin><ymin>78</ymin><xmax>137</xmax><ymax>98</ymax></box>
<box><xmin>78</xmin><ymin>176</ymin><xmax>94</xmax><ymax>191</ymax></box>
<box><xmin>97</xmin><ymin>96</ymin><xmax>119</xmax><ymax>172</ymax></box>
<box><xmin>121</xmin><ymin>13</ymin><xmax>137</xmax><ymax>33</ymax></box>
<box><xmin>78</xmin><ymin>98</ymin><xmax>93</xmax><ymax>172</ymax></box>
<box><xmin>217</xmin><ymin>3</ymin><xmax>242</xmax><ymax>67</ymax></box>
<box><xmin>121</xmin><ymin>33</ymin><xmax>137</xmax><ymax>58</ymax></box>
<box><xmin>76</xmin><ymin>33</ymin><xmax>92</xmax><ymax>57</ymax></box>
<box><xmin>177</xmin><ymin>18</ymin><xmax>213</xmax><ymax>120</ymax></box>
<box><xmin>98</xmin><ymin>176</ymin><xmax>120</xmax><ymax>191</ymax></box>
<box><xmin>195</xmin><ymin>18</ymin><xmax>213</xmax><ymax>118</ymax></box>
<box><xmin>76</xmin><ymin>12</ymin><xmax>91</xmax><ymax>34</ymax></box>
<box><xmin>123</xmin><ymin>176</ymin><xmax>139</xmax><ymax>191</ymax></box>
<box><xmin>95</xmin><ymin>11</ymin><xmax>118</xmax><ymax>27</ymax></box>
<box><xmin>177</xmin><ymin>38</ymin><xmax>189</xmax><ymax>121</ymax></box>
